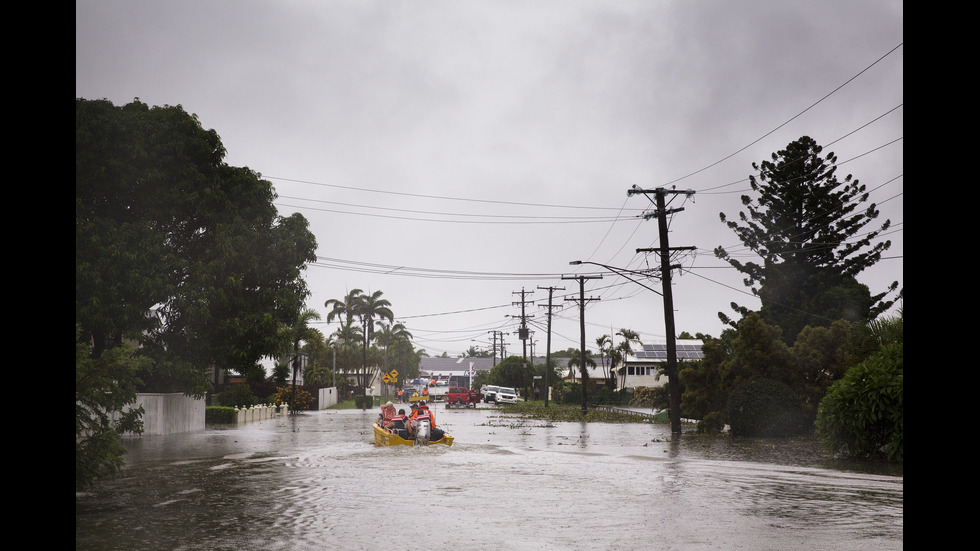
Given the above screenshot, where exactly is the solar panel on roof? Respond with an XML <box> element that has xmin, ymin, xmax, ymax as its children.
<box><xmin>632</xmin><ymin>341</ymin><xmax>704</xmax><ymax>361</ymax></box>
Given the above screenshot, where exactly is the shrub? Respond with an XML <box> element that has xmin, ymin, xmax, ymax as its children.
<box><xmin>630</xmin><ymin>386</ymin><xmax>656</xmax><ymax>407</ymax></box>
<box><xmin>275</xmin><ymin>385</ymin><xmax>315</xmax><ymax>411</ymax></box>
<box><xmin>727</xmin><ymin>379</ymin><xmax>807</xmax><ymax>437</ymax></box>
<box><xmin>215</xmin><ymin>383</ymin><xmax>259</xmax><ymax>408</ymax></box>
<box><xmin>205</xmin><ymin>406</ymin><xmax>238</xmax><ymax>424</ymax></box>
<box><xmin>354</xmin><ymin>394</ymin><xmax>374</xmax><ymax>410</ymax></box>
<box><xmin>697</xmin><ymin>411</ymin><xmax>725</xmax><ymax>434</ymax></box>
<box><xmin>815</xmin><ymin>343</ymin><xmax>903</xmax><ymax>462</ymax></box>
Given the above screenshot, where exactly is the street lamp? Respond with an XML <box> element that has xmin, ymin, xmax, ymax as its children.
<box><xmin>568</xmin><ymin>260</ymin><xmax>662</xmax><ymax>296</ymax></box>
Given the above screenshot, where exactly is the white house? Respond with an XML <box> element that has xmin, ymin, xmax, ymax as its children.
<box><xmin>616</xmin><ymin>339</ymin><xmax>705</xmax><ymax>390</ymax></box>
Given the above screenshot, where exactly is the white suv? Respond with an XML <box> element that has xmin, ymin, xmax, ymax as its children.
<box><xmin>481</xmin><ymin>385</ymin><xmax>501</xmax><ymax>403</ymax></box>
<box><xmin>493</xmin><ymin>386</ymin><xmax>519</xmax><ymax>404</ymax></box>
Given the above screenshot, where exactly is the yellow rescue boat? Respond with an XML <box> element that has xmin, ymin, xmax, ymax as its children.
<box><xmin>372</xmin><ymin>422</ymin><xmax>454</xmax><ymax>447</ymax></box>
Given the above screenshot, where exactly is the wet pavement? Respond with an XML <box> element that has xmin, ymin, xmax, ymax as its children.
<box><xmin>75</xmin><ymin>405</ymin><xmax>903</xmax><ymax>550</ymax></box>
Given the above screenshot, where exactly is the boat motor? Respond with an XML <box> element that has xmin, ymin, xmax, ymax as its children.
<box><xmin>414</xmin><ymin>419</ymin><xmax>431</xmax><ymax>446</ymax></box>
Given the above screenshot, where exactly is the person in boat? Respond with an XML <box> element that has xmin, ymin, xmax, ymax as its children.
<box><xmin>410</xmin><ymin>401</ymin><xmax>445</xmax><ymax>441</ymax></box>
<box><xmin>379</xmin><ymin>401</ymin><xmax>396</xmax><ymax>428</ymax></box>
<box><xmin>387</xmin><ymin>408</ymin><xmax>410</xmax><ymax>439</ymax></box>
<box><xmin>406</xmin><ymin>403</ymin><xmax>420</xmax><ymax>437</ymax></box>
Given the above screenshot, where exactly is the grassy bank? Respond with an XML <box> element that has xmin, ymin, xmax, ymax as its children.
<box><xmin>328</xmin><ymin>400</ymin><xmax>665</xmax><ymax>424</ymax></box>
<box><xmin>326</xmin><ymin>400</ymin><xmax>359</xmax><ymax>410</ymax></box>
<box><xmin>497</xmin><ymin>402</ymin><xmax>666</xmax><ymax>424</ymax></box>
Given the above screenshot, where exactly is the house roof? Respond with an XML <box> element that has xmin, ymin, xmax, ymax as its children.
<box><xmin>626</xmin><ymin>339</ymin><xmax>705</xmax><ymax>363</ymax></box>
<box><xmin>418</xmin><ymin>355</ymin><xmax>614</xmax><ymax>375</ymax></box>
<box><xmin>418</xmin><ymin>356</ymin><xmax>495</xmax><ymax>375</ymax></box>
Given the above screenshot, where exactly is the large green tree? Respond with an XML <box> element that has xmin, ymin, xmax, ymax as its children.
<box><xmin>715</xmin><ymin>136</ymin><xmax>899</xmax><ymax>342</ymax></box>
<box><xmin>76</xmin><ymin>98</ymin><xmax>317</xmax><ymax>394</ymax></box>
<box><xmin>387</xmin><ymin>337</ymin><xmax>421</xmax><ymax>384</ymax></box>
<box><xmin>487</xmin><ymin>356</ymin><xmax>527</xmax><ymax>389</ymax></box>
<box><xmin>681</xmin><ymin>312</ymin><xmax>854</xmax><ymax>434</ymax></box>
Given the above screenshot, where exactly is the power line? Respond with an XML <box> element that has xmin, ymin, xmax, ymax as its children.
<box><xmin>658</xmin><ymin>42</ymin><xmax>903</xmax><ymax>190</ymax></box>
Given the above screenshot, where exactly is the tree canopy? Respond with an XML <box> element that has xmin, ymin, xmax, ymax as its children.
<box><xmin>714</xmin><ymin>136</ymin><xmax>899</xmax><ymax>342</ymax></box>
<box><xmin>76</xmin><ymin>98</ymin><xmax>318</xmax><ymax>394</ymax></box>
<box><xmin>487</xmin><ymin>356</ymin><xmax>528</xmax><ymax>389</ymax></box>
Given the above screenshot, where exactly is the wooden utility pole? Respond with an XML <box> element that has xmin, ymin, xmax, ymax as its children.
<box><xmin>562</xmin><ymin>274</ymin><xmax>601</xmax><ymax>415</ymax></box>
<box><xmin>629</xmin><ymin>186</ymin><xmax>696</xmax><ymax>434</ymax></box>
<box><xmin>488</xmin><ymin>330</ymin><xmax>502</xmax><ymax>366</ymax></box>
<box><xmin>512</xmin><ymin>288</ymin><xmax>534</xmax><ymax>399</ymax></box>
<box><xmin>537</xmin><ymin>285</ymin><xmax>564</xmax><ymax>407</ymax></box>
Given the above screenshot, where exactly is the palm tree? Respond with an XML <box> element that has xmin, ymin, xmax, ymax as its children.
<box><xmin>325</xmin><ymin>289</ymin><xmax>367</xmax><ymax>390</ymax></box>
<box><xmin>330</xmin><ymin>320</ymin><xmax>362</xmax><ymax>391</ymax></box>
<box><xmin>355</xmin><ymin>290</ymin><xmax>394</xmax><ymax>392</ymax></box>
<box><xmin>567</xmin><ymin>349</ymin><xmax>596</xmax><ymax>382</ymax></box>
<box><xmin>375</xmin><ymin>321</ymin><xmax>412</xmax><ymax>391</ymax></box>
<box><xmin>298</xmin><ymin>327</ymin><xmax>330</xmax><ymax>386</ymax></box>
<box><xmin>376</xmin><ymin>322</ymin><xmax>413</xmax><ymax>362</ymax></box>
<box><xmin>596</xmin><ymin>334</ymin><xmax>612</xmax><ymax>380</ymax></box>
<box><xmin>284</xmin><ymin>308</ymin><xmax>321</xmax><ymax>411</ymax></box>
<box><xmin>325</xmin><ymin>289</ymin><xmax>363</xmax><ymax>328</ymax></box>
<box><xmin>615</xmin><ymin>328</ymin><xmax>641</xmax><ymax>390</ymax></box>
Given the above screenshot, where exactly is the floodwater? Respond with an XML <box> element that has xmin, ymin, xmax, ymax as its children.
<box><xmin>75</xmin><ymin>405</ymin><xmax>903</xmax><ymax>551</ymax></box>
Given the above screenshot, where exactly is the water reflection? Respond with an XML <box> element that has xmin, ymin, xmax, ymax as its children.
<box><xmin>76</xmin><ymin>407</ymin><xmax>902</xmax><ymax>550</ymax></box>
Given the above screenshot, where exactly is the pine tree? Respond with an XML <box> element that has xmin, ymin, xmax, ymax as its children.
<box><xmin>714</xmin><ymin>136</ymin><xmax>899</xmax><ymax>342</ymax></box>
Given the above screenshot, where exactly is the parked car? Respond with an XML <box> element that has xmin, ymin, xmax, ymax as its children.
<box><xmin>446</xmin><ymin>387</ymin><xmax>476</xmax><ymax>408</ymax></box>
<box><xmin>481</xmin><ymin>385</ymin><xmax>519</xmax><ymax>404</ymax></box>
<box><xmin>493</xmin><ymin>386</ymin><xmax>519</xmax><ymax>404</ymax></box>
<box><xmin>481</xmin><ymin>385</ymin><xmax>501</xmax><ymax>403</ymax></box>
<box><xmin>401</xmin><ymin>387</ymin><xmax>422</xmax><ymax>403</ymax></box>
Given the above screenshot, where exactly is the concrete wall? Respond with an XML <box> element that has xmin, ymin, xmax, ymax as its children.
<box><xmin>133</xmin><ymin>393</ymin><xmax>205</xmax><ymax>435</ymax></box>
<box><xmin>319</xmin><ymin>387</ymin><xmax>338</xmax><ymax>409</ymax></box>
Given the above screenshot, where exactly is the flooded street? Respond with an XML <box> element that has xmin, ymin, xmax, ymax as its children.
<box><xmin>75</xmin><ymin>406</ymin><xmax>903</xmax><ymax>550</ymax></box>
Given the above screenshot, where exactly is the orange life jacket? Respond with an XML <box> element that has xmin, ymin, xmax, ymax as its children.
<box><xmin>414</xmin><ymin>406</ymin><xmax>434</xmax><ymax>427</ymax></box>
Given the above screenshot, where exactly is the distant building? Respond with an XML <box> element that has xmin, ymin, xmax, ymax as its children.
<box><xmin>616</xmin><ymin>339</ymin><xmax>704</xmax><ymax>390</ymax></box>
<box><xmin>559</xmin><ymin>357</ymin><xmax>615</xmax><ymax>387</ymax></box>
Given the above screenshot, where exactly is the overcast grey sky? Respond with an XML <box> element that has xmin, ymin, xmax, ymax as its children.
<box><xmin>76</xmin><ymin>1</ymin><xmax>903</xmax><ymax>357</ymax></box>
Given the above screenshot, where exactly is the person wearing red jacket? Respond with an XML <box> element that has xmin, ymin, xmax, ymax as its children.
<box><xmin>414</xmin><ymin>401</ymin><xmax>434</xmax><ymax>426</ymax></box>
<box><xmin>380</xmin><ymin>401</ymin><xmax>396</xmax><ymax>427</ymax></box>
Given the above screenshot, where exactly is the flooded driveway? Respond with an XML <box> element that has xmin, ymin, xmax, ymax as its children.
<box><xmin>75</xmin><ymin>406</ymin><xmax>903</xmax><ymax>550</ymax></box>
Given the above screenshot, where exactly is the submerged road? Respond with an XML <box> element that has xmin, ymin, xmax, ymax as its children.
<box><xmin>76</xmin><ymin>405</ymin><xmax>903</xmax><ymax>550</ymax></box>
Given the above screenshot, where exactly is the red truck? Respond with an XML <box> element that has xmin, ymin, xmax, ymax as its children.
<box><xmin>446</xmin><ymin>387</ymin><xmax>479</xmax><ymax>408</ymax></box>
